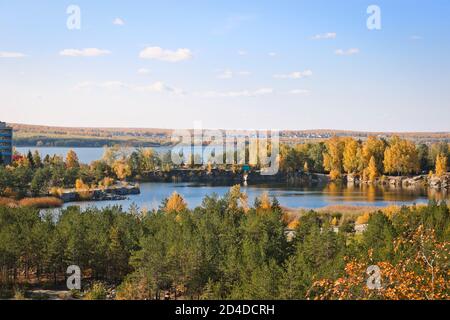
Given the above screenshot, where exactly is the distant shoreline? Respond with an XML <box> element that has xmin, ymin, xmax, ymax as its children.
<box><xmin>9</xmin><ymin>122</ymin><xmax>450</xmax><ymax>148</ymax></box>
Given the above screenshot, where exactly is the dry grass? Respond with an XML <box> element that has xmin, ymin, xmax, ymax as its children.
<box><xmin>19</xmin><ymin>197</ymin><xmax>63</xmax><ymax>208</ymax></box>
<box><xmin>0</xmin><ymin>197</ymin><xmax>63</xmax><ymax>209</ymax></box>
<box><xmin>0</xmin><ymin>197</ymin><xmax>19</xmax><ymax>208</ymax></box>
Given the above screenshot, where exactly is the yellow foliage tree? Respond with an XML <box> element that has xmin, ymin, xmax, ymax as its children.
<box><xmin>66</xmin><ymin>150</ymin><xmax>80</xmax><ymax>168</ymax></box>
<box><xmin>331</xmin><ymin>217</ymin><xmax>339</xmax><ymax>226</ymax></box>
<box><xmin>323</xmin><ymin>136</ymin><xmax>345</xmax><ymax>180</ymax></box>
<box><xmin>165</xmin><ymin>192</ymin><xmax>187</xmax><ymax>213</ymax></box>
<box><xmin>287</xmin><ymin>220</ymin><xmax>299</xmax><ymax>229</ymax></box>
<box><xmin>356</xmin><ymin>212</ymin><xmax>370</xmax><ymax>225</ymax></box>
<box><xmin>75</xmin><ymin>178</ymin><xmax>93</xmax><ymax>200</ymax></box>
<box><xmin>310</xmin><ymin>226</ymin><xmax>450</xmax><ymax>300</ymax></box>
<box><xmin>367</xmin><ymin>156</ymin><xmax>378</xmax><ymax>182</ymax></box>
<box><xmin>383</xmin><ymin>136</ymin><xmax>420</xmax><ymax>176</ymax></box>
<box><xmin>435</xmin><ymin>153</ymin><xmax>448</xmax><ymax>177</ymax></box>
<box><xmin>113</xmin><ymin>160</ymin><xmax>132</xmax><ymax>181</ymax></box>
<box><xmin>303</xmin><ymin>161</ymin><xmax>309</xmax><ymax>173</ymax></box>
<box><xmin>259</xmin><ymin>192</ymin><xmax>272</xmax><ymax>210</ymax></box>
<box><xmin>75</xmin><ymin>178</ymin><xmax>88</xmax><ymax>190</ymax></box>
<box><xmin>362</xmin><ymin>136</ymin><xmax>386</xmax><ymax>173</ymax></box>
<box><xmin>227</xmin><ymin>185</ymin><xmax>249</xmax><ymax>212</ymax></box>
<box><xmin>343</xmin><ymin>138</ymin><xmax>362</xmax><ymax>174</ymax></box>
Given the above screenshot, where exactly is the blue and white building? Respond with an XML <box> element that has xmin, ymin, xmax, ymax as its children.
<box><xmin>0</xmin><ymin>122</ymin><xmax>13</xmax><ymax>165</ymax></box>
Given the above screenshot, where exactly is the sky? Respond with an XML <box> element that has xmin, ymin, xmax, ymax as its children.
<box><xmin>0</xmin><ymin>0</ymin><xmax>449</xmax><ymax>131</ymax></box>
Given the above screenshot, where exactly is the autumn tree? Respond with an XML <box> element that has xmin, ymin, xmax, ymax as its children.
<box><xmin>113</xmin><ymin>160</ymin><xmax>131</xmax><ymax>181</ymax></box>
<box><xmin>227</xmin><ymin>185</ymin><xmax>249</xmax><ymax>212</ymax></box>
<box><xmin>343</xmin><ymin>138</ymin><xmax>362</xmax><ymax>175</ymax></box>
<box><xmin>383</xmin><ymin>136</ymin><xmax>420</xmax><ymax>175</ymax></box>
<box><xmin>257</xmin><ymin>192</ymin><xmax>272</xmax><ymax>211</ymax></box>
<box><xmin>323</xmin><ymin>136</ymin><xmax>345</xmax><ymax>180</ymax></box>
<box><xmin>66</xmin><ymin>150</ymin><xmax>80</xmax><ymax>169</ymax></box>
<box><xmin>310</xmin><ymin>226</ymin><xmax>450</xmax><ymax>300</ymax></box>
<box><xmin>362</xmin><ymin>136</ymin><xmax>386</xmax><ymax>174</ymax></box>
<box><xmin>435</xmin><ymin>154</ymin><xmax>448</xmax><ymax>177</ymax></box>
<box><xmin>367</xmin><ymin>156</ymin><xmax>378</xmax><ymax>181</ymax></box>
<box><xmin>165</xmin><ymin>192</ymin><xmax>187</xmax><ymax>213</ymax></box>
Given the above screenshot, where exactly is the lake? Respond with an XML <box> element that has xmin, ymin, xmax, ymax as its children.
<box><xmin>17</xmin><ymin>147</ymin><xmax>449</xmax><ymax>211</ymax></box>
<box><xmin>16</xmin><ymin>146</ymin><xmax>219</xmax><ymax>164</ymax></box>
<box><xmin>15</xmin><ymin>146</ymin><xmax>171</xmax><ymax>164</ymax></box>
<box><xmin>60</xmin><ymin>182</ymin><xmax>448</xmax><ymax>211</ymax></box>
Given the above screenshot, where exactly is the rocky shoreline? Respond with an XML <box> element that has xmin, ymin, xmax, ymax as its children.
<box><xmin>137</xmin><ymin>169</ymin><xmax>330</xmax><ymax>186</ymax></box>
<box><xmin>60</xmin><ymin>183</ymin><xmax>141</xmax><ymax>203</ymax></box>
<box><xmin>347</xmin><ymin>173</ymin><xmax>449</xmax><ymax>190</ymax></box>
<box><xmin>137</xmin><ymin>168</ymin><xmax>449</xmax><ymax>190</ymax></box>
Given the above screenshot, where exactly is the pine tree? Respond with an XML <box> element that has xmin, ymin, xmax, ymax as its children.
<box><xmin>27</xmin><ymin>151</ymin><xmax>35</xmax><ymax>168</ymax></box>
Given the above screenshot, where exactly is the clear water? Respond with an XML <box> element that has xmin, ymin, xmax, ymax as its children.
<box><xmin>60</xmin><ymin>182</ymin><xmax>448</xmax><ymax>211</ymax></box>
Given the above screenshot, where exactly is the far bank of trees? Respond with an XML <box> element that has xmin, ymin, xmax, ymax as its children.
<box><xmin>280</xmin><ymin>136</ymin><xmax>449</xmax><ymax>180</ymax></box>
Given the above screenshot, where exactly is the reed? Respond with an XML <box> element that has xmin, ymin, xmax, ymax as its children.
<box><xmin>18</xmin><ymin>197</ymin><xmax>63</xmax><ymax>208</ymax></box>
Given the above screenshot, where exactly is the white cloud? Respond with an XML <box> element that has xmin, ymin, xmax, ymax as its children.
<box><xmin>216</xmin><ymin>69</ymin><xmax>251</xmax><ymax>79</ymax></box>
<box><xmin>197</xmin><ymin>88</ymin><xmax>273</xmax><ymax>98</ymax></box>
<box><xmin>74</xmin><ymin>80</ymin><xmax>183</xmax><ymax>95</ymax></box>
<box><xmin>60</xmin><ymin>48</ymin><xmax>111</xmax><ymax>57</ymax></box>
<box><xmin>135</xmin><ymin>81</ymin><xmax>183</xmax><ymax>94</ymax></box>
<box><xmin>335</xmin><ymin>48</ymin><xmax>360</xmax><ymax>56</ymax></box>
<box><xmin>237</xmin><ymin>50</ymin><xmax>247</xmax><ymax>56</ymax></box>
<box><xmin>268</xmin><ymin>52</ymin><xmax>277</xmax><ymax>57</ymax></box>
<box><xmin>274</xmin><ymin>70</ymin><xmax>312</xmax><ymax>79</ymax></box>
<box><xmin>410</xmin><ymin>35</ymin><xmax>423</xmax><ymax>41</ymax></box>
<box><xmin>0</xmin><ymin>51</ymin><xmax>26</xmax><ymax>58</ymax></box>
<box><xmin>139</xmin><ymin>47</ymin><xmax>192</xmax><ymax>62</ymax></box>
<box><xmin>289</xmin><ymin>89</ymin><xmax>310</xmax><ymax>95</ymax></box>
<box><xmin>113</xmin><ymin>18</ymin><xmax>125</xmax><ymax>26</ymax></box>
<box><xmin>311</xmin><ymin>32</ymin><xmax>337</xmax><ymax>40</ymax></box>
<box><xmin>137</xmin><ymin>68</ymin><xmax>150</xmax><ymax>75</ymax></box>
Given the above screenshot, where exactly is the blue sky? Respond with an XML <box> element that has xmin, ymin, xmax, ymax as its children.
<box><xmin>1</xmin><ymin>0</ymin><xmax>449</xmax><ymax>131</ymax></box>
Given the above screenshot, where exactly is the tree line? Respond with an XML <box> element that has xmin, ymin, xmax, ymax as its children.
<box><xmin>0</xmin><ymin>187</ymin><xmax>448</xmax><ymax>300</ymax></box>
<box><xmin>280</xmin><ymin>136</ymin><xmax>449</xmax><ymax>180</ymax></box>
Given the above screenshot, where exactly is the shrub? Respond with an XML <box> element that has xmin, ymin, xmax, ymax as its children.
<box><xmin>355</xmin><ymin>212</ymin><xmax>370</xmax><ymax>225</ymax></box>
<box><xmin>84</xmin><ymin>282</ymin><xmax>107</xmax><ymax>300</ymax></box>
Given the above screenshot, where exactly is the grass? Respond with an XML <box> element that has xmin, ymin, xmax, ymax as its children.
<box><xmin>0</xmin><ymin>197</ymin><xmax>63</xmax><ymax>209</ymax></box>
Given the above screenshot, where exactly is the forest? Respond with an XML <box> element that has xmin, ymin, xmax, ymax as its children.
<box><xmin>0</xmin><ymin>187</ymin><xmax>448</xmax><ymax>300</ymax></box>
